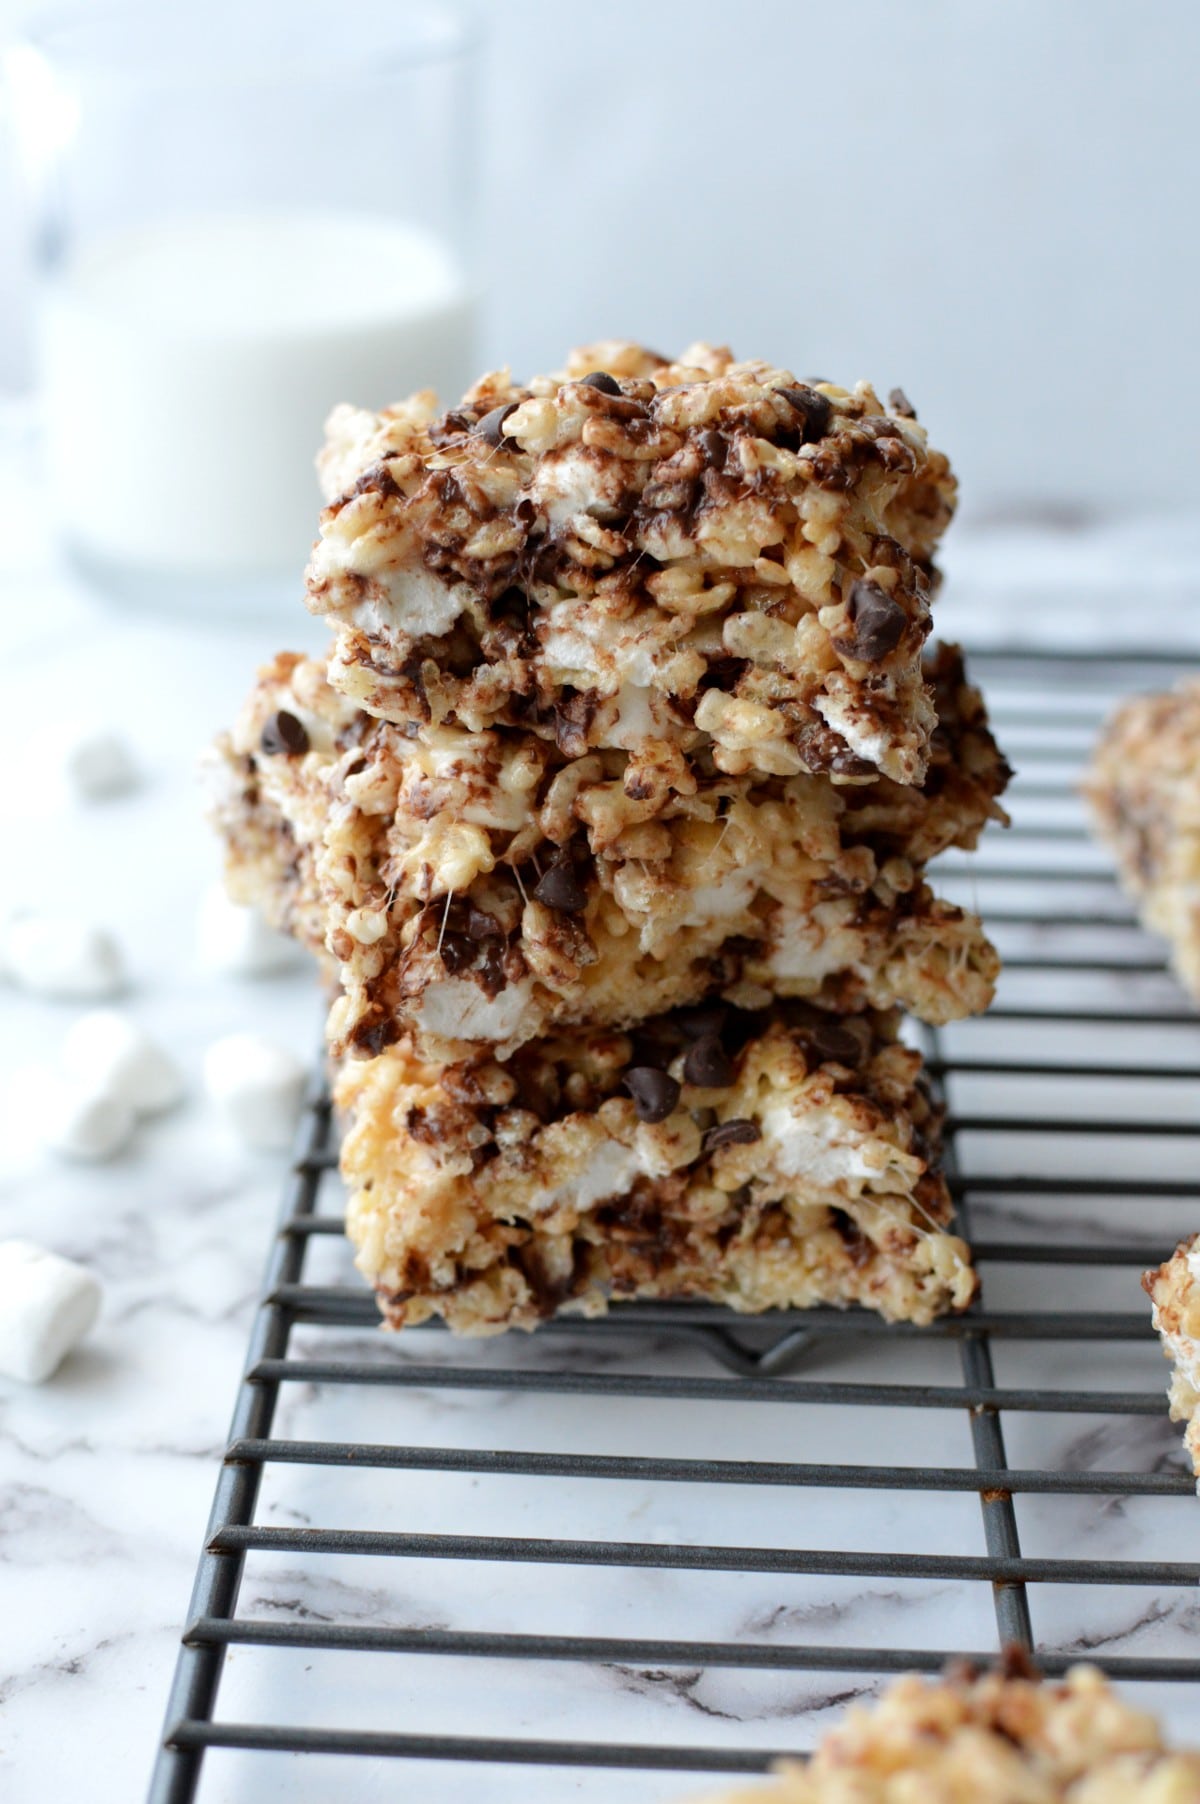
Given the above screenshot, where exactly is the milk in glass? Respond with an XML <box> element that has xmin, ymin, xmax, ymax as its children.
<box><xmin>39</xmin><ymin>210</ymin><xmax>476</xmax><ymax>578</ymax></box>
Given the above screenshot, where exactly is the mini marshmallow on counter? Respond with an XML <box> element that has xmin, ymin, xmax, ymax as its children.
<box><xmin>204</xmin><ymin>1032</ymin><xmax>307</xmax><ymax>1151</ymax></box>
<box><xmin>5</xmin><ymin>914</ymin><xmax>126</xmax><ymax>1000</ymax></box>
<box><xmin>197</xmin><ymin>882</ymin><xmax>305</xmax><ymax>978</ymax></box>
<box><xmin>61</xmin><ymin>729</ymin><xmax>139</xmax><ymax>801</ymax></box>
<box><xmin>0</xmin><ymin>1240</ymin><xmax>103</xmax><ymax>1382</ymax></box>
<box><xmin>62</xmin><ymin>1010</ymin><xmax>184</xmax><ymax>1117</ymax></box>
<box><xmin>27</xmin><ymin>1066</ymin><xmax>137</xmax><ymax>1162</ymax></box>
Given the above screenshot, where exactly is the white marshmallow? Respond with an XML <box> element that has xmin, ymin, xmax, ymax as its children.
<box><xmin>0</xmin><ymin>1240</ymin><xmax>103</xmax><ymax>1382</ymax></box>
<box><xmin>61</xmin><ymin>1010</ymin><xmax>184</xmax><ymax>1116</ymax></box>
<box><xmin>5</xmin><ymin>915</ymin><xmax>126</xmax><ymax>999</ymax></box>
<box><xmin>204</xmin><ymin>1032</ymin><xmax>307</xmax><ymax>1150</ymax></box>
<box><xmin>197</xmin><ymin>883</ymin><xmax>304</xmax><ymax>978</ymax></box>
<box><xmin>30</xmin><ymin>1067</ymin><xmax>137</xmax><ymax>1161</ymax></box>
<box><xmin>61</xmin><ymin>730</ymin><xmax>139</xmax><ymax>801</ymax></box>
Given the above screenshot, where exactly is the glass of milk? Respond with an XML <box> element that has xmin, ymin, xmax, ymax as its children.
<box><xmin>5</xmin><ymin>1</ymin><xmax>480</xmax><ymax>613</ymax></box>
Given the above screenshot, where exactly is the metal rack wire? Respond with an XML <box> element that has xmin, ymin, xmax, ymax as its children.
<box><xmin>150</xmin><ymin>648</ymin><xmax>1200</xmax><ymax>1803</ymax></box>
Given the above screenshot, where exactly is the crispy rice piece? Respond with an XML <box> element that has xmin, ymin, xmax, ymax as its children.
<box><xmin>704</xmin><ymin>1661</ymin><xmax>1200</xmax><ymax>1804</ymax></box>
<box><xmin>205</xmin><ymin>644</ymin><xmax>1007</xmax><ymax>1061</ymax></box>
<box><xmin>306</xmin><ymin>342</ymin><xmax>957</xmax><ymax>790</ymax></box>
<box><xmin>1084</xmin><ymin>682</ymin><xmax>1200</xmax><ymax>999</ymax></box>
<box><xmin>335</xmin><ymin>1001</ymin><xmax>975</xmax><ymax>1334</ymax></box>
<box><xmin>1144</xmin><ymin>1234</ymin><xmax>1200</xmax><ymax>1487</ymax></box>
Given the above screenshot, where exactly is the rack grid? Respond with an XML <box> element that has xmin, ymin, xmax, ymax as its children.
<box><xmin>150</xmin><ymin>648</ymin><xmax>1200</xmax><ymax>1803</ymax></box>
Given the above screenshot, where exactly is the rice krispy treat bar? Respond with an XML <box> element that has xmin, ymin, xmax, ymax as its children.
<box><xmin>705</xmin><ymin>1661</ymin><xmax>1200</xmax><ymax>1804</ymax></box>
<box><xmin>307</xmin><ymin>341</ymin><xmax>957</xmax><ymax>790</ymax></box>
<box><xmin>1084</xmin><ymin>682</ymin><xmax>1200</xmax><ymax>998</ymax></box>
<box><xmin>1144</xmin><ymin>1234</ymin><xmax>1200</xmax><ymax>1487</ymax></box>
<box><xmin>206</xmin><ymin>644</ymin><xmax>1007</xmax><ymax>1061</ymax></box>
<box><xmin>336</xmin><ymin>1001</ymin><xmax>974</xmax><ymax>1334</ymax></box>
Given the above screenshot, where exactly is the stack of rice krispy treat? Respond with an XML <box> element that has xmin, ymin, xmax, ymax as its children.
<box><xmin>207</xmin><ymin>341</ymin><xmax>1011</xmax><ymax>1335</ymax></box>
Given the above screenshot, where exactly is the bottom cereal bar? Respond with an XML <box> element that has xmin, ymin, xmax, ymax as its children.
<box><xmin>704</xmin><ymin>1661</ymin><xmax>1200</xmax><ymax>1804</ymax></box>
<box><xmin>336</xmin><ymin>1001</ymin><xmax>974</xmax><ymax>1333</ymax></box>
<box><xmin>1144</xmin><ymin>1234</ymin><xmax>1200</xmax><ymax>1486</ymax></box>
<box><xmin>1084</xmin><ymin>682</ymin><xmax>1200</xmax><ymax>999</ymax></box>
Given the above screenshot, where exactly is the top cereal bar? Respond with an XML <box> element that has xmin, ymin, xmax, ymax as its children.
<box><xmin>306</xmin><ymin>342</ymin><xmax>956</xmax><ymax>789</ymax></box>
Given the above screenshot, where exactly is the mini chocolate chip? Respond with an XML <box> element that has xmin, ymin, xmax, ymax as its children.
<box><xmin>623</xmin><ymin>1066</ymin><xmax>681</xmax><ymax>1123</ymax></box>
<box><xmin>474</xmin><ymin>402</ymin><xmax>518</xmax><ymax>446</ymax></box>
<box><xmin>438</xmin><ymin>932</ymin><xmax>475</xmax><ymax>976</ymax></box>
<box><xmin>465</xmin><ymin>906</ymin><xmax>502</xmax><ymax>941</ymax></box>
<box><xmin>698</xmin><ymin>428</ymin><xmax>726</xmax><ymax>466</ymax></box>
<box><xmin>998</xmin><ymin>1644</ymin><xmax>1041</xmax><ymax>1683</ymax></box>
<box><xmin>532</xmin><ymin>862</ymin><xmax>588</xmax><ymax>914</ymax></box>
<box><xmin>840</xmin><ymin>579</ymin><xmax>907</xmax><ymax>662</ymax></box>
<box><xmin>702</xmin><ymin>1117</ymin><xmax>761</xmax><ymax>1155</ymax></box>
<box><xmin>675</xmin><ymin>1004</ymin><xmax>729</xmax><ymax>1040</ymax></box>
<box><xmin>777</xmin><ymin>384</ymin><xmax>832</xmax><ymax>444</ymax></box>
<box><xmin>579</xmin><ymin>371</ymin><xmax>622</xmax><ymax>395</ymax></box>
<box><xmin>888</xmin><ymin>386</ymin><xmax>916</xmax><ymax>419</ymax></box>
<box><xmin>514</xmin><ymin>497</ymin><xmax>537</xmax><ymax>525</ymax></box>
<box><xmin>698</xmin><ymin>655</ymin><xmax>749</xmax><ymax>692</ymax></box>
<box><xmin>683</xmin><ymin>1035</ymin><xmax>734</xmax><ymax>1088</ymax></box>
<box><xmin>352</xmin><ymin>462</ymin><xmax>401</xmax><ymax>500</ymax></box>
<box><xmin>355</xmin><ymin>1017</ymin><xmax>399</xmax><ymax>1057</ymax></box>
<box><xmin>805</xmin><ymin>1022</ymin><xmax>863</xmax><ymax>1067</ymax></box>
<box><xmin>260</xmin><ymin>710</ymin><xmax>309</xmax><ymax>757</ymax></box>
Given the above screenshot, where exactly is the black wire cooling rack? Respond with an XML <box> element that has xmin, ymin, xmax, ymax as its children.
<box><xmin>150</xmin><ymin>648</ymin><xmax>1200</xmax><ymax>1804</ymax></box>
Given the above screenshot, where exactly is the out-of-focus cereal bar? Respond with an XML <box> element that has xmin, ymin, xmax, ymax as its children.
<box><xmin>336</xmin><ymin>1001</ymin><xmax>974</xmax><ymax>1334</ymax></box>
<box><xmin>306</xmin><ymin>342</ymin><xmax>957</xmax><ymax>792</ymax></box>
<box><xmin>699</xmin><ymin>1661</ymin><xmax>1200</xmax><ymax>1804</ymax></box>
<box><xmin>1085</xmin><ymin>681</ymin><xmax>1200</xmax><ymax>999</ymax></box>
<box><xmin>1144</xmin><ymin>1233</ymin><xmax>1200</xmax><ymax>1487</ymax></box>
<box><xmin>205</xmin><ymin>643</ymin><xmax>1008</xmax><ymax>1061</ymax></box>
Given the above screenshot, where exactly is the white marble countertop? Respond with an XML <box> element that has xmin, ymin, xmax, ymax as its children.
<box><xmin>1</xmin><ymin>402</ymin><xmax>1198</xmax><ymax>1803</ymax></box>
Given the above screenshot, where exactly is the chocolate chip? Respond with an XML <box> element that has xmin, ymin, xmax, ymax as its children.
<box><xmin>438</xmin><ymin>932</ymin><xmax>476</xmax><ymax>976</ymax></box>
<box><xmin>702</xmin><ymin>1117</ymin><xmax>761</xmax><ymax>1155</ymax></box>
<box><xmin>838</xmin><ymin>579</ymin><xmax>907</xmax><ymax>662</ymax></box>
<box><xmin>830</xmin><ymin>1208</ymin><xmax>872</xmax><ymax>1266</ymax></box>
<box><xmin>474</xmin><ymin>402</ymin><xmax>518</xmax><ymax>447</ymax></box>
<box><xmin>697</xmin><ymin>655</ymin><xmax>749</xmax><ymax>692</ymax></box>
<box><xmin>698</xmin><ymin>429</ymin><xmax>726</xmax><ymax>466</ymax></box>
<box><xmin>260</xmin><ymin>710</ymin><xmax>309</xmax><ymax>756</ymax></box>
<box><xmin>532</xmin><ymin>861</ymin><xmax>588</xmax><ymax>914</ymax></box>
<box><xmin>354</xmin><ymin>1016</ymin><xmax>399</xmax><ymax>1057</ymax></box>
<box><xmin>804</xmin><ymin>1021</ymin><xmax>863</xmax><ymax>1068</ymax></box>
<box><xmin>776</xmin><ymin>384</ymin><xmax>832</xmax><ymax>444</ymax></box>
<box><xmin>623</xmin><ymin>1066</ymin><xmax>681</xmax><ymax>1123</ymax></box>
<box><xmin>552</xmin><ymin>689</ymin><xmax>599</xmax><ymax>759</ymax></box>
<box><xmin>998</xmin><ymin>1644</ymin><xmax>1041</xmax><ymax>1683</ymax></box>
<box><xmin>675</xmin><ymin>1004</ymin><xmax>729</xmax><ymax>1041</ymax></box>
<box><xmin>465</xmin><ymin>906</ymin><xmax>502</xmax><ymax>941</ymax></box>
<box><xmin>352</xmin><ymin>461</ymin><xmax>401</xmax><ymax>500</ymax></box>
<box><xmin>579</xmin><ymin>371</ymin><xmax>622</xmax><ymax>395</ymax></box>
<box><xmin>683</xmin><ymin>1035</ymin><xmax>733</xmax><ymax>1088</ymax></box>
<box><xmin>888</xmin><ymin>387</ymin><xmax>916</xmax><ymax>419</ymax></box>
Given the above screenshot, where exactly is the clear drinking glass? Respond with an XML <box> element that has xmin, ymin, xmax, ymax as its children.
<box><xmin>4</xmin><ymin>0</ymin><xmax>480</xmax><ymax>613</ymax></box>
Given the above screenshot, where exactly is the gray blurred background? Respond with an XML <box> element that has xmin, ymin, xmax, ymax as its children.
<box><xmin>0</xmin><ymin>0</ymin><xmax>1196</xmax><ymax>523</ymax></box>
